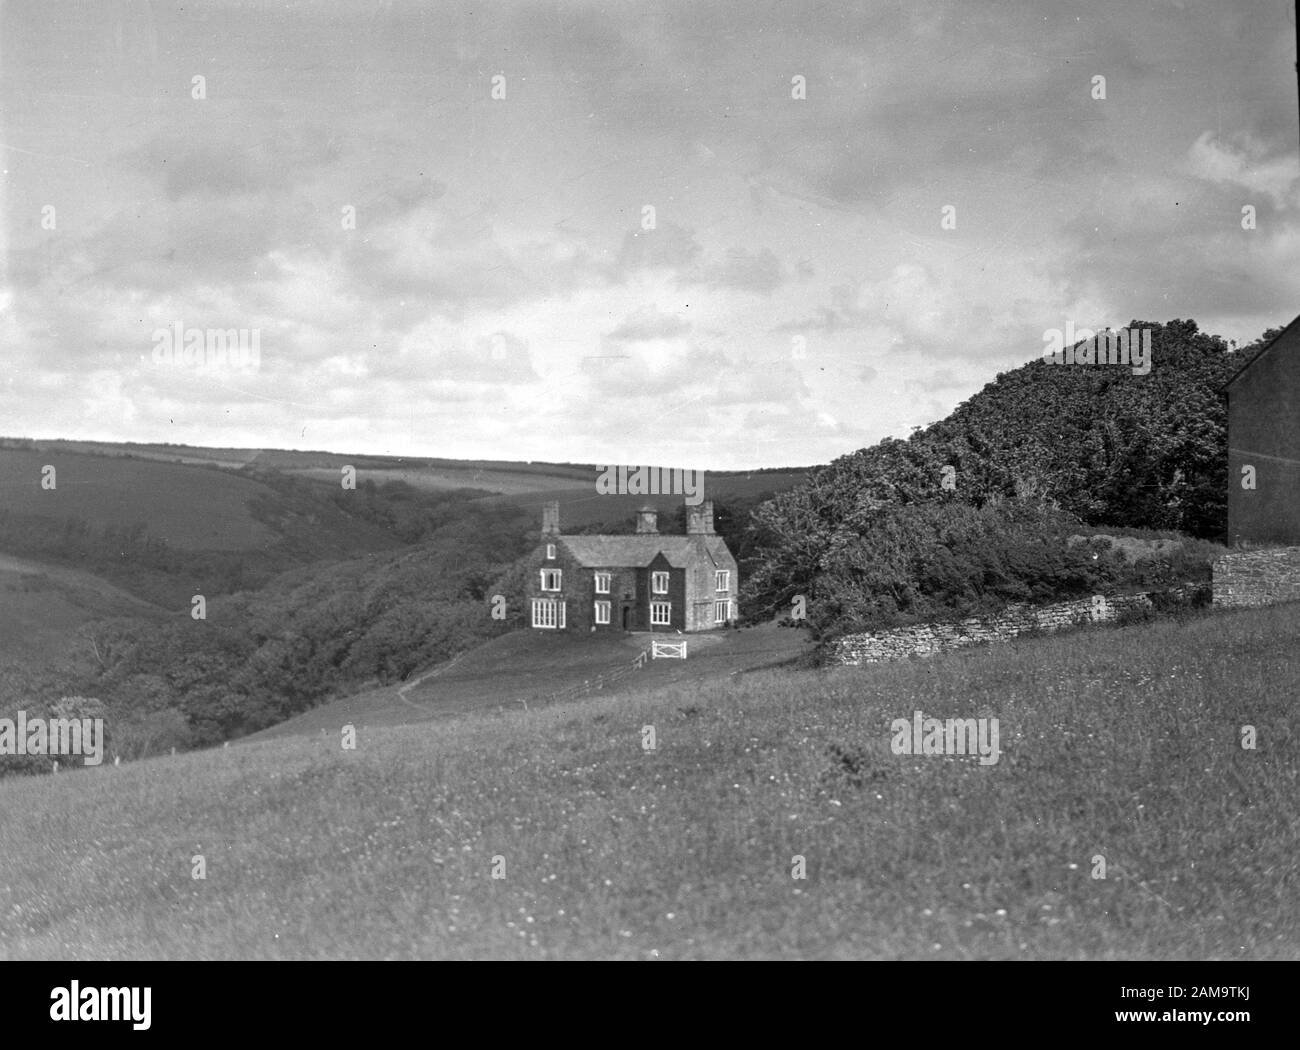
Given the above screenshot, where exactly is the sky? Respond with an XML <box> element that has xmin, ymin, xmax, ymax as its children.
<box><xmin>2</xmin><ymin>0</ymin><xmax>1299</xmax><ymax>470</ymax></box>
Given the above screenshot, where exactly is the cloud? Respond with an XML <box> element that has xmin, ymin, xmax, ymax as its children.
<box><xmin>1185</xmin><ymin>131</ymin><xmax>1299</xmax><ymax>207</ymax></box>
<box><xmin>701</xmin><ymin>247</ymin><xmax>786</xmax><ymax>294</ymax></box>
<box><xmin>377</xmin><ymin>326</ymin><xmax>540</xmax><ymax>385</ymax></box>
<box><xmin>605</xmin><ymin>306</ymin><xmax>691</xmax><ymax>342</ymax></box>
<box><xmin>130</xmin><ymin>125</ymin><xmax>343</xmax><ymax>201</ymax></box>
<box><xmin>611</xmin><ymin>221</ymin><xmax>703</xmax><ymax>279</ymax></box>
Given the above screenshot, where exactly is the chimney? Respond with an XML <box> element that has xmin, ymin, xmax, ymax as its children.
<box><xmin>686</xmin><ymin>500</ymin><xmax>715</xmax><ymax>535</ymax></box>
<box><xmin>541</xmin><ymin>500</ymin><xmax>560</xmax><ymax>536</ymax></box>
<box><xmin>635</xmin><ymin>504</ymin><xmax>659</xmax><ymax>534</ymax></box>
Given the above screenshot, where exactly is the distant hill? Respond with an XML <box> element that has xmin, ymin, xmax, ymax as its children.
<box><xmin>0</xmin><ymin>447</ymin><xmax>277</xmax><ymax>549</ymax></box>
<box><xmin>0</xmin><ymin>437</ymin><xmax>806</xmax><ymax>604</ymax></box>
<box><xmin>4</xmin><ymin>438</ymin><xmax>809</xmax><ymax>501</ymax></box>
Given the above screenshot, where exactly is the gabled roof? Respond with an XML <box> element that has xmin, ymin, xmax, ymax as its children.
<box><xmin>1224</xmin><ymin>312</ymin><xmax>1300</xmax><ymax>391</ymax></box>
<box><xmin>557</xmin><ymin>534</ymin><xmax>734</xmax><ymax>569</ymax></box>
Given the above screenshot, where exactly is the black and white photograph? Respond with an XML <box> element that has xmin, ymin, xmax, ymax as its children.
<box><xmin>0</xmin><ymin>0</ymin><xmax>1296</xmax><ymax>1025</ymax></box>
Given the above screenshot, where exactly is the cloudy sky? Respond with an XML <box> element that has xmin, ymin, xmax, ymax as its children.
<box><xmin>2</xmin><ymin>0</ymin><xmax>1298</xmax><ymax>469</ymax></box>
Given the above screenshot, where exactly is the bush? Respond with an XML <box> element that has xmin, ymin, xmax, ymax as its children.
<box><xmin>782</xmin><ymin>499</ymin><xmax>1128</xmax><ymax>638</ymax></box>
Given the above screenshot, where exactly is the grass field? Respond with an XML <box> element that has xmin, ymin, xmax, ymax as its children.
<box><xmin>8</xmin><ymin>440</ymin><xmax>809</xmax><ymax>502</ymax></box>
<box><xmin>244</xmin><ymin>622</ymin><xmax>814</xmax><ymax>740</ymax></box>
<box><xmin>0</xmin><ymin>449</ymin><xmax>276</xmax><ymax>550</ymax></box>
<box><xmin>1</xmin><ymin>603</ymin><xmax>1296</xmax><ymax>960</ymax></box>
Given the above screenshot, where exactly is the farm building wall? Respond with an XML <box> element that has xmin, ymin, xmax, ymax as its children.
<box><xmin>1227</xmin><ymin>319</ymin><xmax>1300</xmax><ymax>545</ymax></box>
<box><xmin>1211</xmin><ymin>547</ymin><xmax>1300</xmax><ymax>607</ymax></box>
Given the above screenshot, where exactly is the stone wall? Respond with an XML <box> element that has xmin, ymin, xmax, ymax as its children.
<box><xmin>826</xmin><ymin>590</ymin><xmax>1193</xmax><ymax>667</ymax></box>
<box><xmin>1212</xmin><ymin>547</ymin><xmax>1300</xmax><ymax>608</ymax></box>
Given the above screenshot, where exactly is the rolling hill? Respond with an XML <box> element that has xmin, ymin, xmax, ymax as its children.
<box><xmin>0</xmin><ymin>447</ymin><xmax>277</xmax><ymax>550</ymax></box>
<box><xmin>6</xmin><ymin>438</ymin><xmax>809</xmax><ymax>502</ymax></box>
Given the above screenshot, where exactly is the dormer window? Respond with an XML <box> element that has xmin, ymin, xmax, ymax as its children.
<box><xmin>546</xmin><ymin>543</ymin><xmax>556</xmax><ymax>560</ymax></box>
<box><xmin>652</xmin><ymin>571</ymin><xmax>669</xmax><ymax>594</ymax></box>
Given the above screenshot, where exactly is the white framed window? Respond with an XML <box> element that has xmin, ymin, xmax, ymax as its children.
<box><xmin>715</xmin><ymin>599</ymin><xmax>732</xmax><ymax>624</ymax></box>
<box><xmin>546</xmin><ymin>543</ymin><xmax>556</xmax><ymax>560</ymax></box>
<box><xmin>540</xmin><ymin>568</ymin><xmax>562</xmax><ymax>592</ymax></box>
<box><xmin>651</xmin><ymin>571</ymin><xmax>669</xmax><ymax>594</ymax></box>
<box><xmin>532</xmin><ymin>598</ymin><xmax>566</xmax><ymax>629</ymax></box>
<box><xmin>651</xmin><ymin>601</ymin><xmax>671</xmax><ymax>626</ymax></box>
<box><xmin>715</xmin><ymin>570</ymin><xmax>730</xmax><ymax>592</ymax></box>
<box><xmin>594</xmin><ymin>572</ymin><xmax>611</xmax><ymax>594</ymax></box>
<box><xmin>594</xmin><ymin>600</ymin><xmax>611</xmax><ymax>625</ymax></box>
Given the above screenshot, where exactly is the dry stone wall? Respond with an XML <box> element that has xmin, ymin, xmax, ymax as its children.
<box><xmin>1212</xmin><ymin>547</ymin><xmax>1300</xmax><ymax>608</ymax></box>
<box><xmin>826</xmin><ymin>591</ymin><xmax>1186</xmax><ymax>667</ymax></box>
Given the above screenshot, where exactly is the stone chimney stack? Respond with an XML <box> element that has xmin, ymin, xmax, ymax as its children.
<box><xmin>686</xmin><ymin>500</ymin><xmax>715</xmax><ymax>535</ymax></box>
<box><xmin>541</xmin><ymin>500</ymin><xmax>560</xmax><ymax>536</ymax></box>
<box><xmin>636</xmin><ymin>504</ymin><xmax>659</xmax><ymax>534</ymax></box>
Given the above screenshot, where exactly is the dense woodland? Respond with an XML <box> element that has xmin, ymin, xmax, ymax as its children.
<box><xmin>739</xmin><ymin>320</ymin><xmax>1265</xmax><ymax>634</ymax></box>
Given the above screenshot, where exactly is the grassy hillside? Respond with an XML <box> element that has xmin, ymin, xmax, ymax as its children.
<box><xmin>0</xmin><ymin>448</ymin><xmax>276</xmax><ymax>550</ymax></box>
<box><xmin>2</xmin><ymin>603</ymin><xmax>1295</xmax><ymax>960</ymax></box>
<box><xmin>245</xmin><ymin>622</ymin><xmax>813</xmax><ymax>740</ymax></box>
<box><xmin>6</xmin><ymin>439</ymin><xmax>809</xmax><ymax>501</ymax></box>
<box><xmin>0</xmin><ymin>554</ymin><xmax>167</xmax><ymax>710</ymax></box>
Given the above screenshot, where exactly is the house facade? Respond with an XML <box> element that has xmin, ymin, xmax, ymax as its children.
<box><xmin>523</xmin><ymin>500</ymin><xmax>739</xmax><ymax>632</ymax></box>
<box><xmin>1226</xmin><ymin>314</ymin><xmax>1300</xmax><ymax>546</ymax></box>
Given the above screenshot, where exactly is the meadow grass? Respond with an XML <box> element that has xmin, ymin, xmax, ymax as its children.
<box><xmin>0</xmin><ymin>448</ymin><xmax>277</xmax><ymax>550</ymax></box>
<box><xmin>1</xmin><ymin>605</ymin><xmax>1297</xmax><ymax>959</ymax></box>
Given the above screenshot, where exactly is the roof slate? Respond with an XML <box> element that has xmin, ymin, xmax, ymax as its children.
<box><xmin>557</xmin><ymin>534</ymin><xmax>734</xmax><ymax>569</ymax></box>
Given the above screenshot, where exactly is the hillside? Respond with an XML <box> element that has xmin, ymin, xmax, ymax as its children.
<box><xmin>1</xmin><ymin>603</ymin><xmax>1295</xmax><ymax>959</ymax></box>
<box><xmin>743</xmin><ymin>319</ymin><xmax>1248</xmax><ymax>634</ymax></box>
<box><xmin>244</xmin><ymin>621</ymin><xmax>814</xmax><ymax>741</ymax></box>
<box><xmin>0</xmin><ymin>447</ymin><xmax>277</xmax><ymax>550</ymax></box>
<box><xmin>0</xmin><ymin>553</ymin><xmax>167</xmax><ymax>710</ymax></box>
<box><xmin>4</xmin><ymin>438</ymin><xmax>808</xmax><ymax>501</ymax></box>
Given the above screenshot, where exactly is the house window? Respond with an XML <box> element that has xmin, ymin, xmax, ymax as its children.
<box><xmin>594</xmin><ymin>572</ymin><xmax>611</xmax><ymax>594</ymax></box>
<box><xmin>532</xmin><ymin>598</ymin><xmax>565</xmax><ymax>629</ymax></box>
<box><xmin>715</xmin><ymin>570</ymin><xmax>730</xmax><ymax>592</ymax></box>
<box><xmin>540</xmin><ymin>569</ymin><xmax>562</xmax><ymax>592</ymax></box>
<box><xmin>715</xmin><ymin>599</ymin><xmax>732</xmax><ymax>624</ymax></box>
<box><xmin>546</xmin><ymin>544</ymin><xmax>556</xmax><ymax>560</ymax></box>
<box><xmin>651</xmin><ymin>571</ymin><xmax>669</xmax><ymax>594</ymax></box>
<box><xmin>594</xmin><ymin>600</ymin><xmax>611</xmax><ymax>625</ymax></box>
<box><xmin>651</xmin><ymin>601</ymin><xmax>671</xmax><ymax>625</ymax></box>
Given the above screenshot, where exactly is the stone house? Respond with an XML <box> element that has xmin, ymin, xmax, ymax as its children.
<box><xmin>522</xmin><ymin>500</ymin><xmax>738</xmax><ymax>633</ymax></box>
